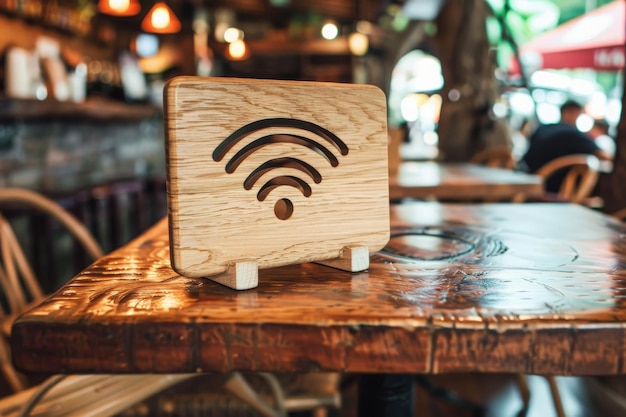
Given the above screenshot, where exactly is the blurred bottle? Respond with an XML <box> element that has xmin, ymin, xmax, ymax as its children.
<box><xmin>5</xmin><ymin>46</ymin><xmax>42</xmax><ymax>99</ymax></box>
<box><xmin>68</xmin><ymin>62</ymin><xmax>87</xmax><ymax>103</ymax></box>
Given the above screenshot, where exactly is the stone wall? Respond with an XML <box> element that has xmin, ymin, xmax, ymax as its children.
<box><xmin>0</xmin><ymin>117</ymin><xmax>165</xmax><ymax>192</ymax></box>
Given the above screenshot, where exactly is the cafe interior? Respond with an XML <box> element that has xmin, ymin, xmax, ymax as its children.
<box><xmin>0</xmin><ymin>0</ymin><xmax>626</xmax><ymax>416</ymax></box>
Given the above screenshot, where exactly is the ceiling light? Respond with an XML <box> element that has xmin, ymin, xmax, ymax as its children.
<box><xmin>98</xmin><ymin>0</ymin><xmax>141</xmax><ymax>16</ymax></box>
<box><xmin>141</xmin><ymin>2</ymin><xmax>181</xmax><ymax>34</ymax></box>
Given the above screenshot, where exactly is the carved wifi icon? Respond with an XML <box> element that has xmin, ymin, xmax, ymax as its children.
<box><xmin>212</xmin><ymin>118</ymin><xmax>349</xmax><ymax>220</ymax></box>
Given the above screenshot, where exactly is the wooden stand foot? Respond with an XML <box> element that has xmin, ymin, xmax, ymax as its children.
<box><xmin>207</xmin><ymin>261</ymin><xmax>258</xmax><ymax>290</ymax></box>
<box><xmin>315</xmin><ymin>246</ymin><xmax>369</xmax><ymax>272</ymax></box>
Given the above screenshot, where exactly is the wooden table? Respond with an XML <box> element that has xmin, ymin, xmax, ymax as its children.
<box><xmin>389</xmin><ymin>161</ymin><xmax>544</xmax><ymax>201</ymax></box>
<box><xmin>12</xmin><ymin>202</ymin><xmax>626</xmax><ymax>416</ymax></box>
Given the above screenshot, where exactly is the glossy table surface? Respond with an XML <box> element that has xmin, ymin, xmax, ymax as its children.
<box><xmin>12</xmin><ymin>202</ymin><xmax>626</xmax><ymax>376</ymax></box>
<box><xmin>389</xmin><ymin>162</ymin><xmax>544</xmax><ymax>201</ymax></box>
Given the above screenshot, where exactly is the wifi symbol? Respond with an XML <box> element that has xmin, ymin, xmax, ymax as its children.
<box><xmin>212</xmin><ymin>118</ymin><xmax>349</xmax><ymax>220</ymax></box>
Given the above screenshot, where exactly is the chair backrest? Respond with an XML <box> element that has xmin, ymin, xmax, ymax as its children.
<box><xmin>0</xmin><ymin>188</ymin><xmax>103</xmax><ymax>392</ymax></box>
<box><xmin>470</xmin><ymin>146</ymin><xmax>516</xmax><ymax>170</ymax></box>
<box><xmin>535</xmin><ymin>154</ymin><xmax>600</xmax><ymax>203</ymax></box>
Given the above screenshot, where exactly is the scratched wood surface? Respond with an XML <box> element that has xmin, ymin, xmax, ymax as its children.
<box><xmin>388</xmin><ymin>161</ymin><xmax>544</xmax><ymax>201</ymax></box>
<box><xmin>164</xmin><ymin>76</ymin><xmax>390</xmax><ymax>279</ymax></box>
<box><xmin>11</xmin><ymin>202</ymin><xmax>626</xmax><ymax>376</ymax></box>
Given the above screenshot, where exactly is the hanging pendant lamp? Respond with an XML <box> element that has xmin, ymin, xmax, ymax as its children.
<box><xmin>97</xmin><ymin>0</ymin><xmax>141</xmax><ymax>16</ymax></box>
<box><xmin>141</xmin><ymin>2</ymin><xmax>182</xmax><ymax>34</ymax></box>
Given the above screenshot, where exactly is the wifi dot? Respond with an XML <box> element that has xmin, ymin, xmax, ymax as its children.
<box><xmin>274</xmin><ymin>198</ymin><xmax>294</xmax><ymax>220</ymax></box>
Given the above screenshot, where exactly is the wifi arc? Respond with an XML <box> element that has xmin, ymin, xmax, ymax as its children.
<box><xmin>212</xmin><ymin>118</ymin><xmax>348</xmax><ymax>220</ymax></box>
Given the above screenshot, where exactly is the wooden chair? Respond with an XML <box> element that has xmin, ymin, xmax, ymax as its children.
<box><xmin>0</xmin><ymin>374</ymin><xmax>198</xmax><ymax>417</ymax></box>
<box><xmin>223</xmin><ymin>372</ymin><xmax>341</xmax><ymax>417</ymax></box>
<box><xmin>0</xmin><ymin>371</ymin><xmax>338</xmax><ymax>417</ymax></box>
<box><xmin>469</xmin><ymin>146</ymin><xmax>523</xmax><ymax>202</ymax></box>
<box><xmin>470</xmin><ymin>146</ymin><xmax>516</xmax><ymax>170</ymax></box>
<box><xmin>0</xmin><ymin>188</ymin><xmax>104</xmax><ymax>392</ymax></box>
<box><xmin>535</xmin><ymin>154</ymin><xmax>601</xmax><ymax>205</ymax></box>
<box><xmin>0</xmin><ymin>188</ymin><xmax>340</xmax><ymax>417</ymax></box>
<box><xmin>0</xmin><ymin>188</ymin><xmax>200</xmax><ymax>416</ymax></box>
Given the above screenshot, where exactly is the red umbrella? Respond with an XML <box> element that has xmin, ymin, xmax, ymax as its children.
<box><xmin>516</xmin><ymin>0</ymin><xmax>625</xmax><ymax>72</ymax></box>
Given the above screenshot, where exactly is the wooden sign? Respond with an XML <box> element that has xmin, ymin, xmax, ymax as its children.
<box><xmin>164</xmin><ymin>76</ymin><xmax>390</xmax><ymax>289</ymax></box>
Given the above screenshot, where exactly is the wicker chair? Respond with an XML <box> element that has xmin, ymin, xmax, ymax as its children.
<box><xmin>0</xmin><ymin>188</ymin><xmax>198</xmax><ymax>416</ymax></box>
<box><xmin>535</xmin><ymin>154</ymin><xmax>602</xmax><ymax>206</ymax></box>
<box><xmin>0</xmin><ymin>188</ymin><xmax>339</xmax><ymax>417</ymax></box>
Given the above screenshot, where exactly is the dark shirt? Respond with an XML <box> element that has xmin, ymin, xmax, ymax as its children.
<box><xmin>521</xmin><ymin>123</ymin><xmax>600</xmax><ymax>193</ymax></box>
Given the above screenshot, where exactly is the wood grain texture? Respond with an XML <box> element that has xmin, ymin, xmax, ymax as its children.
<box><xmin>164</xmin><ymin>76</ymin><xmax>390</xmax><ymax>280</ymax></box>
<box><xmin>314</xmin><ymin>245</ymin><xmax>369</xmax><ymax>272</ymax></box>
<box><xmin>209</xmin><ymin>261</ymin><xmax>259</xmax><ymax>290</ymax></box>
<box><xmin>11</xmin><ymin>202</ymin><xmax>626</xmax><ymax>375</ymax></box>
<box><xmin>389</xmin><ymin>161</ymin><xmax>544</xmax><ymax>201</ymax></box>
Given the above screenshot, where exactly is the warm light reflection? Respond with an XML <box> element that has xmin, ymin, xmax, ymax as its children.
<box><xmin>425</xmin><ymin>94</ymin><xmax>442</xmax><ymax>122</ymax></box>
<box><xmin>227</xmin><ymin>39</ymin><xmax>249</xmax><ymax>60</ymax></box>
<box><xmin>349</xmin><ymin>32</ymin><xmax>368</xmax><ymax>56</ymax></box>
<box><xmin>159</xmin><ymin>293</ymin><xmax>183</xmax><ymax>310</ymax></box>
<box><xmin>223</xmin><ymin>27</ymin><xmax>244</xmax><ymax>43</ymax></box>
<box><xmin>321</xmin><ymin>22</ymin><xmax>339</xmax><ymax>40</ymax></box>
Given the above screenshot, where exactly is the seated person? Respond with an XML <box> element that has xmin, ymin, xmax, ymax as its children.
<box><xmin>588</xmin><ymin>118</ymin><xmax>616</xmax><ymax>158</ymax></box>
<box><xmin>521</xmin><ymin>100</ymin><xmax>612</xmax><ymax>193</ymax></box>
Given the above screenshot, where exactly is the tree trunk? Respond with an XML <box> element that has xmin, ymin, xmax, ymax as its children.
<box><xmin>433</xmin><ymin>0</ymin><xmax>511</xmax><ymax>162</ymax></box>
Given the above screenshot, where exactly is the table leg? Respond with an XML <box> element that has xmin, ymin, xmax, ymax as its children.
<box><xmin>357</xmin><ymin>374</ymin><xmax>415</xmax><ymax>417</ymax></box>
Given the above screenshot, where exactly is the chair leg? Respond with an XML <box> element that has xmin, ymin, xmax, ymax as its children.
<box><xmin>546</xmin><ymin>376</ymin><xmax>566</xmax><ymax>417</ymax></box>
<box><xmin>515</xmin><ymin>373</ymin><xmax>530</xmax><ymax>414</ymax></box>
<box><xmin>224</xmin><ymin>372</ymin><xmax>281</xmax><ymax>417</ymax></box>
<box><xmin>0</xmin><ymin>337</ymin><xmax>28</xmax><ymax>392</ymax></box>
<box><xmin>516</xmin><ymin>374</ymin><xmax>566</xmax><ymax>417</ymax></box>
